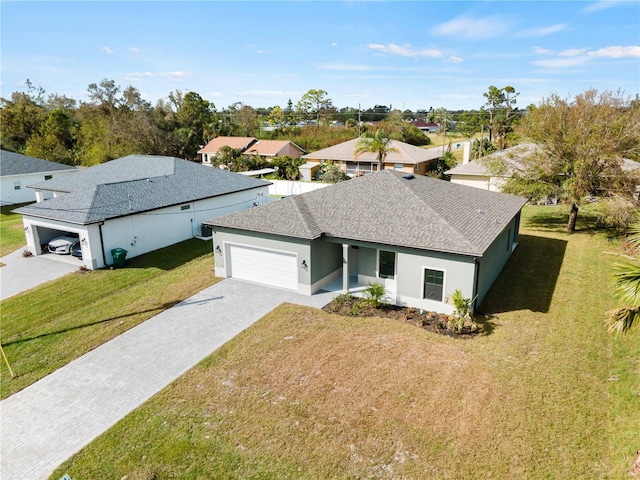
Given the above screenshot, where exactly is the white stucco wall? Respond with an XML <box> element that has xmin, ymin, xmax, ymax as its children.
<box><xmin>21</xmin><ymin>186</ymin><xmax>269</xmax><ymax>270</ymax></box>
<box><xmin>450</xmin><ymin>174</ymin><xmax>505</xmax><ymax>193</ymax></box>
<box><xmin>1</xmin><ymin>170</ymin><xmax>76</xmax><ymax>205</ymax></box>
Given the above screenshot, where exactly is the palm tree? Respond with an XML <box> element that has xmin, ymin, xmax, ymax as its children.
<box><xmin>606</xmin><ymin>219</ymin><xmax>640</xmax><ymax>333</ymax></box>
<box><xmin>353</xmin><ymin>130</ymin><xmax>398</xmax><ymax>172</ymax></box>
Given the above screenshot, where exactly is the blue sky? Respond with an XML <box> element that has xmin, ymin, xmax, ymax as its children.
<box><xmin>1</xmin><ymin>1</ymin><xmax>639</xmax><ymax>111</ymax></box>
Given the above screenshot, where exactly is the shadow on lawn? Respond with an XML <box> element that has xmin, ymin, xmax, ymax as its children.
<box><xmin>479</xmin><ymin>234</ymin><xmax>567</xmax><ymax>314</ymax></box>
<box><xmin>115</xmin><ymin>238</ymin><xmax>212</xmax><ymax>271</ymax></box>
<box><xmin>2</xmin><ymin>302</ymin><xmax>180</xmax><ymax>347</ymax></box>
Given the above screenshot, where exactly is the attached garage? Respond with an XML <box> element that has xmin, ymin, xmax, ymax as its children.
<box><xmin>227</xmin><ymin>244</ymin><xmax>298</xmax><ymax>290</ymax></box>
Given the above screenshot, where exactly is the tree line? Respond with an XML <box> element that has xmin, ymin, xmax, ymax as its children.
<box><xmin>1</xmin><ymin>80</ymin><xmax>524</xmax><ymax>166</ymax></box>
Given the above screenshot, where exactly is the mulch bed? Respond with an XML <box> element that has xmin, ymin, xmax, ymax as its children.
<box><xmin>322</xmin><ymin>294</ymin><xmax>480</xmax><ymax>337</ymax></box>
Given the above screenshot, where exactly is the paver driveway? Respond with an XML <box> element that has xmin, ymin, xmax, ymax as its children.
<box><xmin>0</xmin><ymin>279</ymin><xmax>339</xmax><ymax>480</ymax></box>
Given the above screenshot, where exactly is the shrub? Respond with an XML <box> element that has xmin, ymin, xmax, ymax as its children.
<box><xmin>446</xmin><ymin>289</ymin><xmax>477</xmax><ymax>332</ymax></box>
<box><xmin>364</xmin><ymin>282</ymin><xmax>386</xmax><ymax>308</ymax></box>
<box><xmin>596</xmin><ymin>196</ymin><xmax>639</xmax><ymax>234</ymax></box>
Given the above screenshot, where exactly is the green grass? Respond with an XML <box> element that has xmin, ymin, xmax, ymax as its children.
<box><xmin>0</xmin><ymin>238</ymin><xmax>217</xmax><ymax>399</ymax></box>
<box><xmin>52</xmin><ymin>206</ymin><xmax>640</xmax><ymax>479</ymax></box>
<box><xmin>0</xmin><ymin>203</ymin><xmax>28</xmax><ymax>257</ymax></box>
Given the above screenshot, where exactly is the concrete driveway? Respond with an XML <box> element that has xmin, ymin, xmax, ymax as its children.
<box><xmin>0</xmin><ymin>278</ymin><xmax>340</xmax><ymax>480</ymax></box>
<box><xmin>0</xmin><ymin>249</ymin><xmax>81</xmax><ymax>300</ymax></box>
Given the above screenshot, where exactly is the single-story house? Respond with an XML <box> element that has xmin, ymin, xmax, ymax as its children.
<box><xmin>0</xmin><ymin>150</ymin><xmax>77</xmax><ymax>206</ymax></box>
<box><xmin>205</xmin><ymin>170</ymin><xmax>527</xmax><ymax>314</ymax></box>
<box><xmin>447</xmin><ymin>143</ymin><xmax>640</xmax><ymax>194</ymax></box>
<box><xmin>198</xmin><ymin>137</ymin><xmax>304</xmax><ymax>166</ymax></box>
<box><xmin>15</xmin><ymin>155</ymin><xmax>270</xmax><ymax>270</ymax></box>
<box><xmin>242</xmin><ymin>139</ymin><xmax>305</xmax><ymax>159</ymax></box>
<box><xmin>411</xmin><ymin>121</ymin><xmax>440</xmax><ymax>133</ymax></box>
<box><xmin>301</xmin><ymin>138</ymin><xmax>442</xmax><ymax>178</ymax></box>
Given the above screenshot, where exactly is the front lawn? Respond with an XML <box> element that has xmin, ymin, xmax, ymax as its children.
<box><xmin>0</xmin><ymin>238</ymin><xmax>217</xmax><ymax>399</ymax></box>
<box><xmin>52</xmin><ymin>206</ymin><xmax>640</xmax><ymax>478</ymax></box>
<box><xmin>0</xmin><ymin>203</ymin><xmax>28</xmax><ymax>258</ymax></box>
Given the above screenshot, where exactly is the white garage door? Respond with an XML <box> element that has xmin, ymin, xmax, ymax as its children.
<box><xmin>228</xmin><ymin>244</ymin><xmax>298</xmax><ymax>290</ymax></box>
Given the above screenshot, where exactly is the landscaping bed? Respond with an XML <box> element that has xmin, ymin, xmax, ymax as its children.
<box><xmin>322</xmin><ymin>293</ymin><xmax>480</xmax><ymax>336</ymax></box>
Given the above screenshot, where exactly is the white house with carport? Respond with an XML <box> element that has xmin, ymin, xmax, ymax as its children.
<box><xmin>15</xmin><ymin>155</ymin><xmax>270</xmax><ymax>270</ymax></box>
<box><xmin>205</xmin><ymin>170</ymin><xmax>527</xmax><ymax>314</ymax></box>
<box><xmin>0</xmin><ymin>150</ymin><xmax>77</xmax><ymax>206</ymax></box>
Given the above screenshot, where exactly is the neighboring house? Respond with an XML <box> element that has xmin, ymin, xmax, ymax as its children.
<box><xmin>198</xmin><ymin>137</ymin><xmax>304</xmax><ymax>166</ymax></box>
<box><xmin>447</xmin><ymin>143</ymin><xmax>540</xmax><ymax>192</ymax></box>
<box><xmin>411</xmin><ymin>121</ymin><xmax>440</xmax><ymax>133</ymax></box>
<box><xmin>198</xmin><ymin>137</ymin><xmax>257</xmax><ymax>166</ymax></box>
<box><xmin>242</xmin><ymin>139</ymin><xmax>305</xmax><ymax>159</ymax></box>
<box><xmin>301</xmin><ymin>138</ymin><xmax>442</xmax><ymax>177</ymax></box>
<box><xmin>15</xmin><ymin>155</ymin><xmax>270</xmax><ymax>270</ymax></box>
<box><xmin>0</xmin><ymin>150</ymin><xmax>77</xmax><ymax>206</ymax></box>
<box><xmin>205</xmin><ymin>170</ymin><xmax>527</xmax><ymax>314</ymax></box>
<box><xmin>447</xmin><ymin>143</ymin><xmax>640</xmax><ymax>194</ymax></box>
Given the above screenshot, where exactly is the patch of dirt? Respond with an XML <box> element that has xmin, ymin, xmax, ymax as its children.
<box><xmin>322</xmin><ymin>294</ymin><xmax>480</xmax><ymax>337</ymax></box>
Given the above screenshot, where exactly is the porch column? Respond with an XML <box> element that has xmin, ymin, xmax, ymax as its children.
<box><xmin>342</xmin><ymin>243</ymin><xmax>349</xmax><ymax>292</ymax></box>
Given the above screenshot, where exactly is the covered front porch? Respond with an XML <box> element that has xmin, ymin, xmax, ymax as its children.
<box><xmin>316</xmin><ymin>243</ymin><xmax>398</xmax><ymax>303</ymax></box>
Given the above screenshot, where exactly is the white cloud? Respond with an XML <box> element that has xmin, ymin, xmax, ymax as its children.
<box><xmin>157</xmin><ymin>71</ymin><xmax>188</xmax><ymax>82</ymax></box>
<box><xmin>129</xmin><ymin>47</ymin><xmax>139</xmax><ymax>53</ymax></box>
<box><xmin>318</xmin><ymin>63</ymin><xmax>374</xmax><ymax>71</ymax></box>
<box><xmin>517</xmin><ymin>23</ymin><xmax>567</xmax><ymax>38</ymax></box>
<box><xmin>588</xmin><ymin>45</ymin><xmax>640</xmax><ymax>58</ymax></box>
<box><xmin>531</xmin><ymin>44</ymin><xmax>640</xmax><ymax>68</ymax></box>
<box><xmin>532</xmin><ymin>57</ymin><xmax>590</xmax><ymax>68</ymax></box>
<box><xmin>431</xmin><ymin>15</ymin><xmax>511</xmax><ymax>40</ymax></box>
<box><xmin>446</xmin><ymin>56</ymin><xmax>464</xmax><ymax>63</ymax></box>
<box><xmin>559</xmin><ymin>48</ymin><xmax>588</xmax><ymax>57</ymax></box>
<box><xmin>583</xmin><ymin>1</ymin><xmax>623</xmax><ymax>13</ymax></box>
<box><xmin>533</xmin><ymin>46</ymin><xmax>554</xmax><ymax>55</ymax></box>
<box><xmin>102</xmin><ymin>46</ymin><xmax>113</xmax><ymax>54</ymax></box>
<box><xmin>368</xmin><ymin>43</ymin><xmax>443</xmax><ymax>58</ymax></box>
<box><xmin>331</xmin><ymin>42</ymin><xmax>338</xmax><ymax>47</ymax></box>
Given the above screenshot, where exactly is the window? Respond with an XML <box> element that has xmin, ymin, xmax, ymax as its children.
<box><xmin>424</xmin><ymin>269</ymin><xmax>444</xmax><ymax>301</ymax></box>
<box><xmin>180</xmin><ymin>205</ymin><xmax>191</xmax><ymax>211</ymax></box>
<box><xmin>44</xmin><ymin>175</ymin><xmax>53</xmax><ymax>180</ymax></box>
<box><xmin>14</xmin><ymin>181</ymin><xmax>20</xmax><ymax>190</ymax></box>
<box><xmin>394</xmin><ymin>163</ymin><xmax>403</xmax><ymax>170</ymax></box>
<box><xmin>379</xmin><ymin>250</ymin><xmax>395</xmax><ymax>279</ymax></box>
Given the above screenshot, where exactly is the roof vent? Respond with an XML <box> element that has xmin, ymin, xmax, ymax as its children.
<box><xmin>403</xmin><ymin>173</ymin><xmax>415</xmax><ymax>180</ymax></box>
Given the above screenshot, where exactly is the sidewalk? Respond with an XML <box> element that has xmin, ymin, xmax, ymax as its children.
<box><xmin>0</xmin><ymin>279</ymin><xmax>339</xmax><ymax>480</ymax></box>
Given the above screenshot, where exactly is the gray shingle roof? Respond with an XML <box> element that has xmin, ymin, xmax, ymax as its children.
<box><xmin>207</xmin><ymin>170</ymin><xmax>527</xmax><ymax>257</ymax></box>
<box><xmin>15</xmin><ymin>155</ymin><xmax>270</xmax><ymax>225</ymax></box>
<box><xmin>302</xmin><ymin>138</ymin><xmax>442</xmax><ymax>165</ymax></box>
<box><xmin>446</xmin><ymin>142</ymin><xmax>640</xmax><ymax>176</ymax></box>
<box><xmin>0</xmin><ymin>150</ymin><xmax>77</xmax><ymax>176</ymax></box>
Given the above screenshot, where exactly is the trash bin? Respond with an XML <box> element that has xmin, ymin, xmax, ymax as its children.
<box><xmin>111</xmin><ymin>248</ymin><xmax>128</xmax><ymax>267</ymax></box>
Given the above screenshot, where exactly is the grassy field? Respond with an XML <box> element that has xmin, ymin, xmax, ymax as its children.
<box><xmin>52</xmin><ymin>206</ymin><xmax>640</xmax><ymax>479</ymax></box>
<box><xmin>0</xmin><ymin>238</ymin><xmax>217</xmax><ymax>399</ymax></box>
<box><xmin>0</xmin><ymin>203</ymin><xmax>28</xmax><ymax>258</ymax></box>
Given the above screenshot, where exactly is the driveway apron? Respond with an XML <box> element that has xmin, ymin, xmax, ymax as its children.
<box><xmin>0</xmin><ymin>279</ymin><xmax>339</xmax><ymax>480</ymax></box>
<box><xmin>1</xmin><ymin>250</ymin><xmax>81</xmax><ymax>300</ymax></box>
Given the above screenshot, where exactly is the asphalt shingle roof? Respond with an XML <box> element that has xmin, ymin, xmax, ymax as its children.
<box><xmin>197</xmin><ymin>137</ymin><xmax>257</xmax><ymax>154</ymax></box>
<box><xmin>207</xmin><ymin>170</ymin><xmax>527</xmax><ymax>257</ymax></box>
<box><xmin>0</xmin><ymin>150</ymin><xmax>77</xmax><ymax>176</ymax></box>
<box><xmin>302</xmin><ymin>138</ymin><xmax>442</xmax><ymax>165</ymax></box>
<box><xmin>446</xmin><ymin>142</ymin><xmax>640</xmax><ymax>176</ymax></box>
<box><xmin>15</xmin><ymin>155</ymin><xmax>270</xmax><ymax>225</ymax></box>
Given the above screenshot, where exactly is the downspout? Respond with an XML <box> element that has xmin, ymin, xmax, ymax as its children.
<box><xmin>98</xmin><ymin>222</ymin><xmax>107</xmax><ymax>268</ymax></box>
<box><xmin>473</xmin><ymin>257</ymin><xmax>480</xmax><ymax>313</ymax></box>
